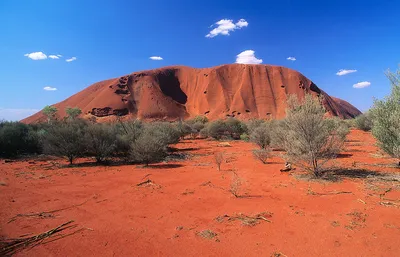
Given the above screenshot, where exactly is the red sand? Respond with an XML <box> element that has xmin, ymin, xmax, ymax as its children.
<box><xmin>22</xmin><ymin>64</ymin><xmax>361</xmax><ymax>123</ymax></box>
<box><xmin>1</xmin><ymin>130</ymin><xmax>399</xmax><ymax>256</ymax></box>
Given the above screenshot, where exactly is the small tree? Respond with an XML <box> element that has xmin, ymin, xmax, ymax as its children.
<box><xmin>130</xmin><ymin>130</ymin><xmax>168</xmax><ymax>166</ymax></box>
<box><xmin>250</xmin><ymin>123</ymin><xmax>272</xmax><ymax>149</ymax></box>
<box><xmin>354</xmin><ymin>113</ymin><xmax>372</xmax><ymax>131</ymax></box>
<box><xmin>85</xmin><ymin>124</ymin><xmax>117</xmax><ymax>163</ymax></box>
<box><xmin>42</xmin><ymin>120</ymin><xmax>87</xmax><ymax>164</ymax></box>
<box><xmin>66</xmin><ymin>107</ymin><xmax>82</xmax><ymax>120</ymax></box>
<box><xmin>115</xmin><ymin>119</ymin><xmax>143</xmax><ymax>155</ymax></box>
<box><xmin>225</xmin><ymin>118</ymin><xmax>248</xmax><ymax>139</ymax></box>
<box><xmin>42</xmin><ymin>105</ymin><xmax>58</xmax><ymax>123</ymax></box>
<box><xmin>276</xmin><ymin>94</ymin><xmax>348</xmax><ymax>176</ymax></box>
<box><xmin>252</xmin><ymin>148</ymin><xmax>271</xmax><ymax>164</ymax></box>
<box><xmin>206</xmin><ymin>120</ymin><xmax>228</xmax><ymax>140</ymax></box>
<box><xmin>370</xmin><ymin>68</ymin><xmax>400</xmax><ymax>166</ymax></box>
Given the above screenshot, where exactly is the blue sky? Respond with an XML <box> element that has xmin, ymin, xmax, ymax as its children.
<box><xmin>1</xmin><ymin>0</ymin><xmax>399</xmax><ymax>120</ymax></box>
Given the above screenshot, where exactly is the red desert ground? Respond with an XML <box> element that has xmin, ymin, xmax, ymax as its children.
<box><xmin>1</xmin><ymin>64</ymin><xmax>399</xmax><ymax>257</ymax></box>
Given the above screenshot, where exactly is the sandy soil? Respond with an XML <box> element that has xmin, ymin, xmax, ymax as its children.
<box><xmin>1</xmin><ymin>129</ymin><xmax>399</xmax><ymax>257</ymax></box>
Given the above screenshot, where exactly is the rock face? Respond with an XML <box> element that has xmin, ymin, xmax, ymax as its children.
<box><xmin>22</xmin><ymin>64</ymin><xmax>361</xmax><ymax>123</ymax></box>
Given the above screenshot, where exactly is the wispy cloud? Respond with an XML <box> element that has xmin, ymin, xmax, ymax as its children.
<box><xmin>206</xmin><ymin>18</ymin><xmax>248</xmax><ymax>38</ymax></box>
<box><xmin>353</xmin><ymin>81</ymin><xmax>371</xmax><ymax>89</ymax></box>
<box><xmin>149</xmin><ymin>56</ymin><xmax>163</xmax><ymax>61</ymax></box>
<box><xmin>336</xmin><ymin>69</ymin><xmax>357</xmax><ymax>76</ymax></box>
<box><xmin>235</xmin><ymin>50</ymin><xmax>262</xmax><ymax>64</ymax></box>
<box><xmin>48</xmin><ymin>55</ymin><xmax>61</xmax><ymax>59</ymax></box>
<box><xmin>43</xmin><ymin>86</ymin><xmax>57</xmax><ymax>91</ymax></box>
<box><xmin>24</xmin><ymin>52</ymin><xmax>47</xmax><ymax>60</ymax></box>
<box><xmin>0</xmin><ymin>108</ymin><xmax>39</xmax><ymax>121</ymax></box>
<box><xmin>287</xmin><ymin>57</ymin><xmax>296</xmax><ymax>61</ymax></box>
<box><xmin>66</xmin><ymin>57</ymin><xmax>77</xmax><ymax>62</ymax></box>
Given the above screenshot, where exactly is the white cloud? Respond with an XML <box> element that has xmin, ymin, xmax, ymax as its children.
<box><xmin>48</xmin><ymin>55</ymin><xmax>60</xmax><ymax>59</ymax></box>
<box><xmin>353</xmin><ymin>81</ymin><xmax>371</xmax><ymax>89</ymax></box>
<box><xmin>149</xmin><ymin>56</ymin><xmax>163</xmax><ymax>61</ymax></box>
<box><xmin>0</xmin><ymin>108</ymin><xmax>39</xmax><ymax>121</ymax></box>
<box><xmin>235</xmin><ymin>50</ymin><xmax>263</xmax><ymax>64</ymax></box>
<box><xmin>66</xmin><ymin>57</ymin><xmax>77</xmax><ymax>62</ymax></box>
<box><xmin>336</xmin><ymin>69</ymin><xmax>357</xmax><ymax>76</ymax></box>
<box><xmin>206</xmin><ymin>18</ymin><xmax>248</xmax><ymax>38</ymax></box>
<box><xmin>43</xmin><ymin>86</ymin><xmax>57</xmax><ymax>91</ymax></box>
<box><xmin>57</xmin><ymin>54</ymin><xmax>62</xmax><ymax>57</ymax></box>
<box><xmin>287</xmin><ymin>57</ymin><xmax>296</xmax><ymax>61</ymax></box>
<box><xmin>24</xmin><ymin>52</ymin><xmax>47</xmax><ymax>60</ymax></box>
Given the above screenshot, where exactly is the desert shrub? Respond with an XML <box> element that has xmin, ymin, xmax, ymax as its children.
<box><xmin>190</xmin><ymin>122</ymin><xmax>205</xmax><ymax>139</ymax></box>
<box><xmin>225</xmin><ymin>118</ymin><xmax>248</xmax><ymax>139</ymax></box>
<box><xmin>65</xmin><ymin>107</ymin><xmax>82</xmax><ymax>120</ymax></box>
<box><xmin>147</xmin><ymin>122</ymin><xmax>181</xmax><ymax>145</ymax></box>
<box><xmin>240</xmin><ymin>133</ymin><xmax>250</xmax><ymax>141</ymax></box>
<box><xmin>41</xmin><ymin>120</ymin><xmax>87</xmax><ymax>164</ymax></box>
<box><xmin>370</xmin><ymin>68</ymin><xmax>400</xmax><ymax>166</ymax></box>
<box><xmin>0</xmin><ymin>121</ymin><xmax>41</xmax><ymax>158</ymax></box>
<box><xmin>115</xmin><ymin>119</ymin><xmax>143</xmax><ymax>154</ymax></box>
<box><xmin>214</xmin><ymin>152</ymin><xmax>224</xmax><ymax>171</ymax></box>
<box><xmin>275</xmin><ymin>94</ymin><xmax>347</xmax><ymax>176</ymax></box>
<box><xmin>174</xmin><ymin>121</ymin><xmax>194</xmax><ymax>139</ymax></box>
<box><xmin>246</xmin><ymin>119</ymin><xmax>265</xmax><ymax>134</ymax></box>
<box><xmin>354</xmin><ymin>113</ymin><xmax>372</xmax><ymax>131</ymax></box>
<box><xmin>130</xmin><ymin>129</ymin><xmax>168</xmax><ymax>166</ymax></box>
<box><xmin>252</xmin><ymin>148</ymin><xmax>271</xmax><ymax>164</ymax></box>
<box><xmin>205</xmin><ymin>120</ymin><xmax>229</xmax><ymax>140</ymax></box>
<box><xmin>191</xmin><ymin>115</ymin><xmax>209</xmax><ymax>124</ymax></box>
<box><xmin>250</xmin><ymin>122</ymin><xmax>273</xmax><ymax>149</ymax></box>
<box><xmin>85</xmin><ymin>123</ymin><xmax>117</xmax><ymax>163</ymax></box>
<box><xmin>42</xmin><ymin>105</ymin><xmax>58</xmax><ymax>123</ymax></box>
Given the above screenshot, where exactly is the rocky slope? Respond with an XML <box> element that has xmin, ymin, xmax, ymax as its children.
<box><xmin>23</xmin><ymin>64</ymin><xmax>361</xmax><ymax>123</ymax></box>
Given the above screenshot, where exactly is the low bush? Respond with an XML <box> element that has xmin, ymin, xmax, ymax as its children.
<box><xmin>225</xmin><ymin>118</ymin><xmax>248</xmax><ymax>139</ymax></box>
<box><xmin>354</xmin><ymin>113</ymin><xmax>372</xmax><ymax>131</ymax></box>
<box><xmin>250</xmin><ymin>122</ymin><xmax>273</xmax><ymax>149</ymax></box>
<box><xmin>252</xmin><ymin>148</ymin><xmax>271</xmax><ymax>164</ymax></box>
<box><xmin>130</xmin><ymin>129</ymin><xmax>168</xmax><ymax>166</ymax></box>
<box><xmin>41</xmin><ymin>120</ymin><xmax>87</xmax><ymax>164</ymax></box>
<box><xmin>85</xmin><ymin>123</ymin><xmax>118</xmax><ymax>162</ymax></box>
<box><xmin>0</xmin><ymin>121</ymin><xmax>41</xmax><ymax>158</ymax></box>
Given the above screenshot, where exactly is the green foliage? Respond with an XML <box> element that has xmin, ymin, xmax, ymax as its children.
<box><xmin>41</xmin><ymin>120</ymin><xmax>87</xmax><ymax>164</ymax></box>
<box><xmin>225</xmin><ymin>118</ymin><xmax>248</xmax><ymax>139</ymax></box>
<box><xmin>240</xmin><ymin>133</ymin><xmax>250</xmax><ymax>141</ymax></box>
<box><xmin>370</xmin><ymin>68</ymin><xmax>400</xmax><ymax>165</ymax></box>
<box><xmin>85</xmin><ymin>123</ymin><xmax>117</xmax><ymax>162</ymax></box>
<box><xmin>354</xmin><ymin>113</ymin><xmax>372</xmax><ymax>131</ymax></box>
<box><xmin>275</xmin><ymin>94</ymin><xmax>348</xmax><ymax>176</ymax></box>
<box><xmin>0</xmin><ymin>121</ymin><xmax>41</xmax><ymax>157</ymax></box>
<box><xmin>115</xmin><ymin>119</ymin><xmax>143</xmax><ymax>154</ymax></box>
<box><xmin>130</xmin><ymin>129</ymin><xmax>168</xmax><ymax>165</ymax></box>
<box><xmin>191</xmin><ymin>115</ymin><xmax>209</xmax><ymax>124</ymax></box>
<box><xmin>250</xmin><ymin>122</ymin><xmax>273</xmax><ymax>149</ymax></box>
<box><xmin>246</xmin><ymin>119</ymin><xmax>265</xmax><ymax>134</ymax></box>
<box><xmin>65</xmin><ymin>107</ymin><xmax>82</xmax><ymax>120</ymax></box>
<box><xmin>205</xmin><ymin>120</ymin><xmax>229</xmax><ymax>140</ymax></box>
<box><xmin>147</xmin><ymin>122</ymin><xmax>181</xmax><ymax>145</ymax></box>
<box><xmin>42</xmin><ymin>105</ymin><xmax>58</xmax><ymax>123</ymax></box>
<box><xmin>174</xmin><ymin>121</ymin><xmax>194</xmax><ymax>139</ymax></box>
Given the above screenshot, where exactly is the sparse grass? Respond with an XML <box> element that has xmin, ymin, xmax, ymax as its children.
<box><xmin>196</xmin><ymin>230</ymin><xmax>217</xmax><ymax>239</ymax></box>
<box><xmin>216</xmin><ymin>212</ymin><xmax>272</xmax><ymax>226</ymax></box>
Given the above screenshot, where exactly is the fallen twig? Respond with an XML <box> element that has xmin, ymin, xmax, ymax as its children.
<box><xmin>8</xmin><ymin>198</ymin><xmax>93</xmax><ymax>223</ymax></box>
<box><xmin>216</xmin><ymin>212</ymin><xmax>272</xmax><ymax>226</ymax></box>
<box><xmin>307</xmin><ymin>187</ymin><xmax>352</xmax><ymax>196</ymax></box>
<box><xmin>0</xmin><ymin>220</ymin><xmax>82</xmax><ymax>256</ymax></box>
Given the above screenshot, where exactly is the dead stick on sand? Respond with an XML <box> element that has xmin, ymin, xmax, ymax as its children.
<box><xmin>8</xmin><ymin>198</ymin><xmax>93</xmax><ymax>223</ymax></box>
<box><xmin>0</xmin><ymin>220</ymin><xmax>81</xmax><ymax>256</ymax></box>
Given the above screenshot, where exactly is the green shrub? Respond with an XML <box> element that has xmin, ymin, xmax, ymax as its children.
<box><xmin>225</xmin><ymin>118</ymin><xmax>247</xmax><ymax>139</ymax></box>
<box><xmin>370</xmin><ymin>68</ymin><xmax>400</xmax><ymax>166</ymax></box>
<box><xmin>42</xmin><ymin>105</ymin><xmax>58</xmax><ymax>123</ymax></box>
<box><xmin>205</xmin><ymin>120</ymin><xmax>228</xmax><ymax>140</ymax></box>
<box><xmin>115</xmin><ymin>119</ymin><xmax>143</xmax><ymax>154</ymax></box>
<box><xmin>41</xmin><ymin>120</ymin><xmax>87</xmax><ymax>164</ymax></box>
<box><xmin>354</xmin><ymin>113</ymin><xmax>372</xmax><ymax>131</ymax></box>
<box><xmin>240</xmin><ymin>133</ymin><xmax>250</xmax><ymax>141</ymax></box>
<box><xmin>130</xmin><ymin>129</ymin><xmax>168</xmax><ymax>166</ymax></box>
<box><xmin>0</xmin><ymin>121</ymin><xmax>41</xmax><ymax>158</ymax></box>
<box><xmin>191</xmin><ymin>115</ymin><xmax>209</xmax><ymax>124</ymax></box>
<box><xmin>246</xmin><ymin>119</ymin><xmax>265</xmax><ymax>134</ymax></box>
<box><xmin>275</xmin><ymin>94</ymin><xmax>347</xmax><ymax>176</ymax></box>
<box><xmin>147</xmin><ymin>122</ymin><xmax>181</xmax><ymax>145</ymax></box>
<box><xmin>85</xmin><ymin>124</ymin><xmax>117</xmax><ymax>163</ymax></box>
<box><xmin>250</xmin><ymin>122</ymin><xmax>272</xmax><ymax>149</ymax></box>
